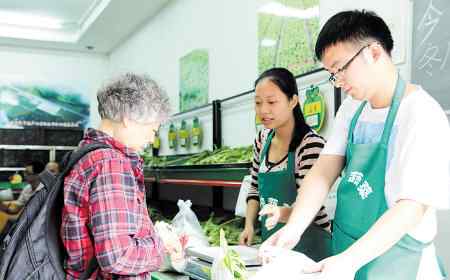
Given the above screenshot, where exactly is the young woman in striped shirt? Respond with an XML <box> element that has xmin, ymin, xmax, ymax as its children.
<box><xmin>239</xmin><ymin>67</ymin><xmax>331</xmax><ymax>261</ymax></box>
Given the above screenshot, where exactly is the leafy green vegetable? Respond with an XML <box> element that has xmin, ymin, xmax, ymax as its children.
<box><xmin>143</xmin><ymin>146</ymin><xmax>253</xmax><ymax>167</ymax></box>
<box><xmin>202</xmin><ymin>215</ymin><xmax>261</xmax><ymax>246</ymax></box>
<box><xmin>220</xmin><ymin>229</ymin><xmax>248</xmax><ymax>280</ymax></box>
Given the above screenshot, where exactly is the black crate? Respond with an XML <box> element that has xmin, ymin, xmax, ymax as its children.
<box><xmin>43</xmin><ymin>128</ymin><xmax>83</xmax><ymax>146</ymax></box>
<box><xmin>0</xmin><ymin>149</ymin><xmax>49</xmax><ymax>167</ymax></box>
<box><xmin>0</xmin><ymin>128</ymin><xmax>43</xmax><ymax>145</ymax></box>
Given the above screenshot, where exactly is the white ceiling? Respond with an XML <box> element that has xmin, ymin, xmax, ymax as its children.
<box><xmin>0</xmin><ymin>0</ymin><xmax>169</xmax><ymax>54</ymax></box>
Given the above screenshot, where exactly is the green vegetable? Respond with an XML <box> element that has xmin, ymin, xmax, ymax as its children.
<box><xmin>148</xmin><ymin>207</ymin><xmax>170</xmax><ymax>223</ymax></box>
<box><xmin>202</xmin><ymin>215</ymin><xmax>261</xmax><ymax>246</ymax></box>
<box><xmin>142</xmin><ymin>145</ymin><xmax>254</xmax><ymax>167</ymax></box>
<box><xmin>220</xmin><ymin>229</ymin><xmax>248</xmax><ymax>280</ymax></box>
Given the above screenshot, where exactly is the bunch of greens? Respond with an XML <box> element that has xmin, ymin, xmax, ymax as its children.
<box><xmin>219</xmin><ymin>229</ymin><xmax>248</xmax><ymax>280</ymax></box>
<box><xmin>202</xmin><ymin>215</ymin><xmax>261</xmax><ymax>246</ymax></box>
<box><xmin>193</xmin><ymin>146</ymin><xmax>253</xmax><ymax>165</ymax></box>
<box><xmin>148</xmin><ymin>207</ymin><xmax>170</xmax><ymax>223</ymax></box>
<box><xmin>143</xmin><ymin>145</ymin><xmax>253</xmax><ymax>167</ymax></box>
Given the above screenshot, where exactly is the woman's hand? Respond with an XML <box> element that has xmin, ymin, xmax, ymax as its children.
<box><xmin>259</xmin><ymin>204</ymin><xmax>280</xmax><ymax>230</ymax></box>
<box><xmin>239</xmin><ymin>225</ymin><xmax>255</xmax><ymax>246</ymax></box>
<box><xmin>259</xmin><ymin>204</ymin><xmax>292</xmax><ymax>230</ymax></box>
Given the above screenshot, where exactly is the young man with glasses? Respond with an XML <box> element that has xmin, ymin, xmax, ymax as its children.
<box><xmin>260</xmin><ymin>10</ymin><xmax>449</xmax><ymax>280</ymax></box>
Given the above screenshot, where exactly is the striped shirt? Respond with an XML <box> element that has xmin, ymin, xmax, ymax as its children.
<box><xmin>247</xmin><ymin>129</ymin><xmax>330</xmax><ymax>228</ymax></box>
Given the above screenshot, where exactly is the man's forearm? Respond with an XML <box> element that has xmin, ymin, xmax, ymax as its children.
<box><xmin>287</xmin><ymin>155</ymin><xmax>344</xmax><ymax>235</ymax></box>
<box><xmin>342</xmin><ymin>199</ymin><xmax>428</xmax><ymax>270</ymax></box>
<box><xmin>287</xmin><ymin>173</ymin><xmax>330</xmax><ymax>233</ymax></box>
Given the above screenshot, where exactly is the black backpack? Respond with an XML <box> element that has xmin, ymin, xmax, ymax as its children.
<box><xmin>0</xmin><ymin>143</ymin><xmax>109</xmax><ymax>280</ymax></box>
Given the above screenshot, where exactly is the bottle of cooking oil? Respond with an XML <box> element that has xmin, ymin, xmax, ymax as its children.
<box><xmin>179</xmin><ymin>120</ymin><xmax>189</xmax><ymax>148</ymax></box>
<box><xmin>152</xmin><ymin>129</ymin><xmax>160</xmax><ymax>156</ymax></box>
<box><xmin>191</xmin><ymin>117</ymin><xmax>202</xmax><ymax>147</ymax></box>
<box><xmin>168</xmin><ymin>123</ymin><xmax>177</xmax><ymax>149</ymax></box>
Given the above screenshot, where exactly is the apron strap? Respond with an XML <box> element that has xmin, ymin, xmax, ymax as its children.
<box><xmin>346</xmin><ymin>73</ymin><xmax>406</xmax><ymax>147</ymax></box>
<box><xmin>347</xmin><ymin>101</ymin><xmax>367</xmax><ymax>144</ymax></box>
<box><xmin>259</xmin><ymin>129</ymin><xmax>295</xmax><ymax>174</ymax></box>
<box><xmin>260</xmin><ymin>129</ymin><xmax>275</xmax><ymax>163</ymax></box>
<box><xmin>380</xmin><ymin>74</ymin><xmax>406</xmax><ymax>145</ymax></box>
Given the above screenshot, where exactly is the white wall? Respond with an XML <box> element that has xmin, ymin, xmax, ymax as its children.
<box><xmin>109</xmin><ymin>0</ymin><xmax>258</xmax><ymax>114</ymax></box>
<box><xmin>0</xmin><ymin>46</ymin><xmax>109</xmax><ymax>127</ymax></box>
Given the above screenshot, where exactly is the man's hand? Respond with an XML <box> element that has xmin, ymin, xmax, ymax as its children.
<box><xmin>303</xmin><ymin>253</ymin><xmax>358</xmax><ymax>280</ymax></box>
<box><xmin>258</xmin><ymin>224</ymin><xmax>301</xmax><ymax>262</ymax></box>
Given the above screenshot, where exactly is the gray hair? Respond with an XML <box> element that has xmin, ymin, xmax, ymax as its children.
<box><xmin>97</xmin><ymin>73</ymin><xmax>170</xmax><ymax>123</ymax></box>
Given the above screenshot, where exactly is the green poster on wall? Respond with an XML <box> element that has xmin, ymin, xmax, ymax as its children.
<box><xmin>0</xmin><ymin>82</ymin><xmax>90</xmax><ymax>128</ymax></box>
<box><xmin>257</xmin><ymin>0</ymin><xmax>320</xmax><ymax>76</ymax></box>
<box><xmin>179</xmin><ymin>49</ymin><xmax>209</xmax><ymax>112</ymax></box>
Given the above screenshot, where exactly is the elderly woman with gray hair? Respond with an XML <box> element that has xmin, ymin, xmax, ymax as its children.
<box><xmin>61</xmin><ymin>73</ymin><xmax>170</xmax><ymax>279</ymax></box>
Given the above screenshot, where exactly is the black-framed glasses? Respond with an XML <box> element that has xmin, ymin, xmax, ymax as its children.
<box><xmin>329</xmin><ymin>44</ymin><xmax>369</xmax><ymax>86</ymax></box>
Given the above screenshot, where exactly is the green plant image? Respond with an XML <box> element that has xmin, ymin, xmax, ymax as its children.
<box><xmin>179</xmin><ymin>49</ymin><xmax>209</xmax><ymax>112</ymax></box>
<box><xmin>258</xmin><ymin>0</ymin><xmax>320</xmax><ymax>76</ymax></box>
<box><xmin>0</xmin><ymin>83</ymin><xmax>89</xmax><ymax>128</ymax></box>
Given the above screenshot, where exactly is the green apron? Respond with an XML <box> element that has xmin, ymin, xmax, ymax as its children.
<box><xmin>258</xmin><ymin>130</ymin><xmax>332</xmax><ymax>262</ymax></box>
<box><xmin>333</xmin><ymin>75</ymin><xmax>446</xmax><ymax>279</ymax></box>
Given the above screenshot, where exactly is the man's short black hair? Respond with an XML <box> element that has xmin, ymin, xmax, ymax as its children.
<box><xmin>315</xmin><ymin>10</ymin><xmax>394</xmax><ymax>60</ymax></box>
<box><xmin>25</xmin><ymin>160</ymin><xmax>45</xmax><ymax>174</ymax></box>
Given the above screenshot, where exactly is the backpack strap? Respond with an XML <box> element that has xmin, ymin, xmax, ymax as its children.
<box><xmin>61</xmin><ymin>143</ymin><xmax>110</xmax><ymax>176</ymax></box>
<box><xmin>39</xmin><ymin>170</ymin><xmax>57</xmax><ymax>189</ymax></box>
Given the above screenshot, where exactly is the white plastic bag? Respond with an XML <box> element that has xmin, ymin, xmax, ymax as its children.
<box><xmin>172</xmin><ymin>200</ymin><xmax>209</xmax><ymax>248</ymax></box>
<box><xmin>250</xmin><ymin>246</ymin><xmax>320</xmax><ymax>280</ymax></box>
<box><xmin>235</xmin><ymin>175</ymin><xmax>252</xmax><ymax>217</ymax></box>
<box><xmin>0</xmin><ymin>188</ymin><xmax>13</xmax><ymax>201</ymax></box>
<box><xmin>154</xmin><ymin>221</ymin><xmax>188</xmax><ymax>273</ymax></box>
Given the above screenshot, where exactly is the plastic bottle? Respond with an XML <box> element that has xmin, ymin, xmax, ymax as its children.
<box><xmin>179</xmin><ymin>120</ymin><xmax>189</xmax><ymax>148</ymax></box>
<box><xmin>168</xmin><ymin>123</ymin><xmax>177</xmax><ymax>149</ymax></box>
<box><xmin>191</xmin><ymin>117</ymin><xmax>202</xmax><ymax>147</ymax></box>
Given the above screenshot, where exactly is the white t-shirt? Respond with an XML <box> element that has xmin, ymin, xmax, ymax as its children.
<box><xmin>323</xmin><ymin>87</ymin><xmax>450</xmax><ymax>280</ymax></box>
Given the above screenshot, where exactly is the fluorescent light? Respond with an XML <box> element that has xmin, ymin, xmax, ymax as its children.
<box><xmin>0</xmin><ymin>10</ymin><xmax>63</xmax><ymax>30</ymax></box>
<box><xmin>261</xmin><ymin>38</ymin><xmax>277</xmax><ymax>47</ymax></box>
<box><xmin>258</xmin><ymin>2</ymin><xmax>319</xmax><ymax>19</ymax></box>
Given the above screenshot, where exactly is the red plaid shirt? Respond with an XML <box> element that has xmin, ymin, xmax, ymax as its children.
<box><xmin>61</xmin><ymin>128</ymin><xmax>163</xmax><ymax>280</ymax></box>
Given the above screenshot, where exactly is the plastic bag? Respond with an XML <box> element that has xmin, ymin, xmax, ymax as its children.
<box><xmin>154</xmin><ymin>221</ymin><xmax>189</xmax><ymax>273</ymax></box>
<box><xmin>172</xmin><ymin>200</ymin><xmax>209</xmax><ymax>248</ymax></box>
<box><xmin>235</xmin><ymin>175</ymin><xmax>252</xmax><ymax>217</ymax></box>
<box><xmin>250</xmin><ymin>246</ymin><xmax>319</xmax><ymax>280</ymax></box>
<box><xmin>0</xmin><ymin>189</ymin><xmax>13</xmax><ymax>201</ymax></box>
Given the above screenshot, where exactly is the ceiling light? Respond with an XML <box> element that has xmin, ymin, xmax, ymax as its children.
<box><xmin>0</xmin><ymin>10</ymin><xmax>63</xmax><ymax>30</ymax></box>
